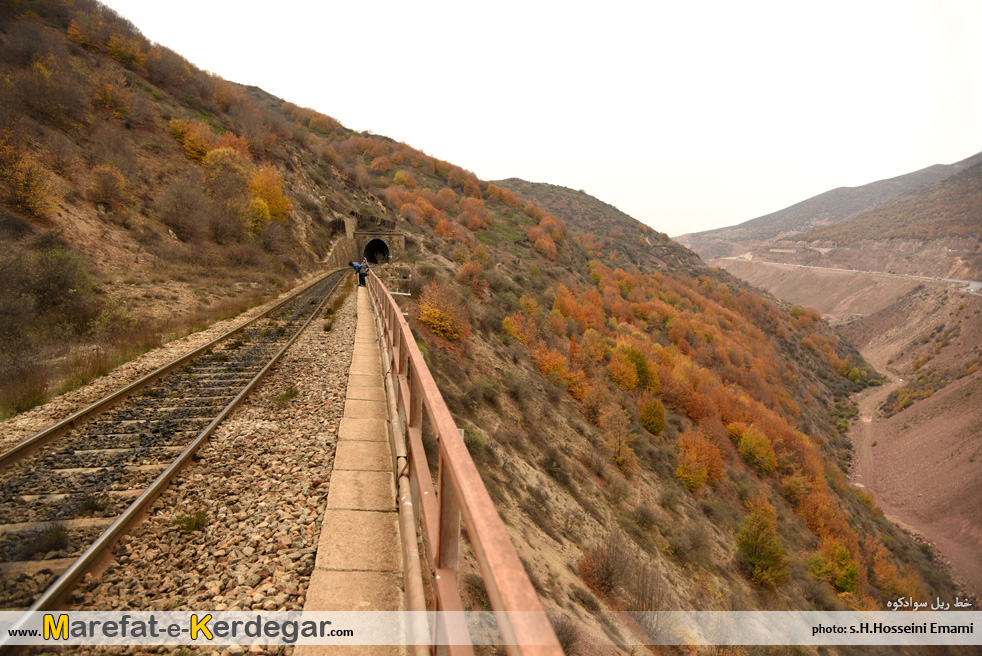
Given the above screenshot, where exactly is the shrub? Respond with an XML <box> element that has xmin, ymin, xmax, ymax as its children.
<box><xmin>463</xmin><ymin>574</ymin><xmax>491</xmax><ymax>611</ymax></box>
<box><xmin>106</xmin><ymin>33</ymin><xmax>146</xmax><ymax>68</ymax></box>
<box><xmin>737</xmin><ymin>426</ymin><xmax>777</xmax><ymax>473</ymax></box>
<box><xmin>17</xmin><ymin>523</ymin><xmax>68</xmax><ymax>559</ymax></box>
<box><xmin>600</xmin><ymin>404</ymin><xmax>638</xmax><ymax>473</ymax></box>
<box><xmin>418</xmin><ymin>282</ymin><xmax>471</xmax><ymax>341</ymax></box>
<box><xmin>0</xmin><ymin>148</ymin><xmax>52</xmax><ymax>218</ymax></box>
<box><xmin>368</xmin><ymin>156</ymin><xmax>391</xmax><ymax>173</ymax></box>
<box><xmin>735</xmin><ymin>495</ymin><xmax>790</xmax><ymax>586</ymax></box>
<box><xmin>434</xmin><ymin>187</ymin><xmax>457</xmax><ymax>211</ymax></box>
<box><xmin>169</xmin><ymin>118</ymin><xmax>214</xmax><ymax>162</ymax></box>
<box><xmin>625</xmin><ymin>561</ymin><xmax>669</xmax><ymax>642</ymax></box>
<box><xmin>309</xmin><ymin>115</ymin><xmax>339</xmax><ymax>134</ymax></box>
<box><xmin>14</xmin><ymin>56</ymin><xmax>90</xmax><ymax>127</ymax></box>
<box><xmin>393</xmin><ymin>169</ymin><xmax>416</xmax><ymax>188</ymax></box>
<box><xmin>549</xmin><ymin>614</ymin><xmax>583</xmax><ymax>656</ymax></box>
<box><xmin>675</xmin><ymin>429</ymin><xmax>722</xmax><ymax>493</ymax></box>
<box><xmin>87</xmin><ymin>165</ymin><xmax>131</xmax><ymax>210</ymax></box>
<box><xmin>172</xmin><ymin>511</ymin><xmax>208</xmax><ymax>532</ymax></box>
<box><xmin>203</xmin><ymin>147</ymin><xmax>250</xmax><ymax>209</ymax></box>
<box><xmin>275</xmin><ymin>387</ymin><xmax>299</xmax><ymax>410</ymax></box>
<box><xmin>463</xmin><ymin>429</ymin><xmax>486</xmax><ymax>459</ymax></box>
<box><xmin>455</xmin><ymin>261</ymin><xmax>485</xmax><ymax>297</ymax></box>
<box><xmin>248</xmin><ymin>198</ymin><xmax>271</xmax><ymax>233</ymax></box>
<box><xmin>157</xmin><ymin>171</ymin><xmax>212</xmax><ymax>241</ymax></box>
<box><xmin>539</xmin><ymin>446</ymin><xmax>571</xmax><ymax>487</ymax></box>
<box><xmin>638</xmin><ymin>392</ymin><xmax>665</xmax><ymax>435</ymax></box>
<box><xmin>249</xmin><ymin>166</ymin><xmax>291</xmax><ymax>222</ymax></box>
<box><xmin>93</xmin><ymin>72</ymin><xmax>131</xmax><ymax>118</ymax></box>
<box><xmin>577</xmin><ymin>532</ymin><xmax>631</xmax><ymax>597</ymax></box>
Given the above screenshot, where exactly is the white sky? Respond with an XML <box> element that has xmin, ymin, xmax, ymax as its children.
<box><xmin>102</xmin><ymin>0</ymin><xmax>982</xmax><ymax>236</ymax></box>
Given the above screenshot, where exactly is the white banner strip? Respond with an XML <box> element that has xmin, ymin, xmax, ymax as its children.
<box><xmin>0</xmin><ymin>611</ymin><xmax>978</xmax><ymax>646</ymax></box>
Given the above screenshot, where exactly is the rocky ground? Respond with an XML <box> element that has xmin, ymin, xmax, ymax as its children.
<box><xmin>25</xmin><ymin>281</ymin><xmax>357</xmax><ymax>656</ymax></box>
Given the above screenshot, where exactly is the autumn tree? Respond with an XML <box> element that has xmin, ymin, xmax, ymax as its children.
<box><xmin>0</xmin><ymin>130</ymin><xmax>52</xmax><ymax>218</ymax></box>
<box><xmin>419</xmin><ymin>282</ymin><xmax>471</xmax><ymax>341</ymax></box>
<box><xmin>736</xmin><ymin>426</ymin><xmax>777</xmax><ymax>473</ymax></box>
<box><xmin>106</xmin><ymin>33</ymin><xmax>146</xmax><ymax>68</ymax></box>
<box><xmin>393</xmin><ymin>169</ymin><xmax>416</xmax><ymax>188</ymax></box>
<box><xmin>434</xmin><ymin>187</ymin><xmax>458</xmax><ymax>211</ymax></box>
<box><xmin>203</xmin><ymin>147</ymin><xmax>250</xmax><ymax>213</ymax></box>
<box><xmin>455</xmin><ymin>261</ymin><xmax>485</xmax><ymax>297</ymax></box>
<box><xmin>248</xmin><ymin>166</ymin><xmax>292</xmax><ymax>223</ymax></box>
<box><xmin>736</xmin><ymin>495</ymin><xmax>790</xmax><ymax>587</ymax></box>
<box><xmin>675</xmin><ymin>429</ymin><xmax>722</xmax><ymax>493</ymax></box>
<box><xmin>369</xmin><ymin>156</ymin><xmax>391</xmax><ymax>173</ymax></box>
<box><xmin>600</xmin><ymin>404</ymin><xmax>638</xmax><ymax>473</ymax></box>
<box><xmin>169</xmin><ymin>118</ymin><xmax>214</xmax><ymax>162</ymax></box>
<box><xmin>638</xmin><ymin>392</ymin><xmax>665</xmax><ymax>435</ymax></box>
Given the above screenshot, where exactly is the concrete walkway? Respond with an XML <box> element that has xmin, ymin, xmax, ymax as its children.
<box><xmin>297</xmin><ymin>287</ymin><xmax>404</xmax><ymax>656</ymax></box>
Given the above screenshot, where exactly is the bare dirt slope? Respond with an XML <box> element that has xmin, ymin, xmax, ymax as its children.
<box><xmin>850</xmin><ymin>372</ymin><xmax>982</xmax><ymax>595</ymax></box>
<box><xmin>714</xmin><ymin>258</ymin><xmax>931</xmax><ymax>323</ymax></box>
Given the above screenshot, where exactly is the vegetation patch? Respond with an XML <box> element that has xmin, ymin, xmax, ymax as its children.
<box><xmin>172</xmin><ymin>511</ymin><xmax>208</xmax><ymax>533</ymax></box>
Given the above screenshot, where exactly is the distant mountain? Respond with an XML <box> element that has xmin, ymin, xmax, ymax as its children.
<box><xmin>802</xmin><ymin>157</ymin><xmax>982</xmax><ymax>243</ymax></box>
<box><xmin>679</xmin><ymin>151</ymin><xmax>982</xmax><ymax>259</ymax></box>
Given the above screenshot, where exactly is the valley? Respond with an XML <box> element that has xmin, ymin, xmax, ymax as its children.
<box><xmin>848</xmin><ymin>374</ymin><xmax>982</xmax><ymax>597</ymax></box>
<box><xmin>684</xmin><ymin>153</ymin><xmax>982</xmax><ymax>602</ymax></box>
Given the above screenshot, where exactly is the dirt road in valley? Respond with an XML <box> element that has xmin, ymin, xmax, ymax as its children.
<box><xmin>849</xmin><ymin>373</ymin><xmax>982</xmax><ymax>597</ymax></box>
<box><xmin>709</xmin><ymin>255</ymin><xmax>982</xmax><ymax>595</ymax></box>
<box><xmin>849</xmin><ymin>380</ymin><xmax>901</xmax><ymax>498</ymax></box>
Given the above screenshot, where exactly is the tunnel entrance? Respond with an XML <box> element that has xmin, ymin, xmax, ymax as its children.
<box><xmin>364</xmin><ymin>238</ymin><xmax>390</xmax><ymax>264</ymax></box>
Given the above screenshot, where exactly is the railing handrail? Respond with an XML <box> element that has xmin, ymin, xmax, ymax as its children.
<box><xmin>366</xmin><ymin>271</ymin><xmax>562</xmax><ymax>655</ymax></box>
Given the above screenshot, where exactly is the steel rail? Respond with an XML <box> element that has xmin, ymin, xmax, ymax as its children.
<box><xmin>0</xmin><ymin>271</ymin><xmax>346</xmax><ymax>648</ymax></box>
<box><xmin>366</xmin><ymin>271</ymin><xmax>562</xmax><ymax>655</ymax></box>
<box><xmin>0</xmin><ymin>269</ymin><xmax>340</xmax><ymax>471</ymax></box>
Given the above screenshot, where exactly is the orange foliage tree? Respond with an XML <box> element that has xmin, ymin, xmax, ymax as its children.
<box><xmin>455</xmin><ymin>261</ymin><xmax>485</xmax><ymax>297</ymax></box>
<box><xmin>369</xmin><ymin>156</ymin><xmax>392</xmax><ymax>173</ymax></box>
<box><xmin>675</xmin><ymin>429</ymin><xmax>722</xmax><ymax>493</ymax></box>
<box><xmin>419</xmin><ymin>282</ymin><xmax>471</xmax><ymax>341</ymax></box>
<box><xmin>248</xmin><ymin>166</ymin><xmax>291</xmax><ymax>222</ymax></box>
<box><xmin>169</xmin><ymin>118</ymin><xmax>214</xmax><ymax>162</ymax></box>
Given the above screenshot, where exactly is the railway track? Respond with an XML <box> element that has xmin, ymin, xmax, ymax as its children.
<box><xmin>0</xmin><ymin>269</ymin><xmax>348</xmax><ymax>612</ymax></box>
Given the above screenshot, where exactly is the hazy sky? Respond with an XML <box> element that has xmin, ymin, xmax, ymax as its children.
<box><xmin>102</xmin><ymin>0</ymin><xmax>982</xmax><ymax>236</ymax></box>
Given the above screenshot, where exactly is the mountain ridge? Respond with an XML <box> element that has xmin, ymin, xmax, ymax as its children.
<box><xmin>678</xmin><ymin>149</ymin><xmax>982</xmax><ymax>260</ymax></box>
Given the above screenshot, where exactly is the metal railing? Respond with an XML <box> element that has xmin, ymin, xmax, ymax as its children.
<box><xmin>365</xmin><ymin>272</ymin><xmax>562</xmax><ymax>656</ymax></box>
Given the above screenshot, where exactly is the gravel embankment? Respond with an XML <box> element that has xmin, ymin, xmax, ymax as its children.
<box><xmin>0</xmin><ymin>274</ymin><xmax>333</xmax><ymax>454</ymax></box>
<box><xmin>28</xmin><ymin>285</ymin><xmax>358</xmax><ymax>656</ymax></box>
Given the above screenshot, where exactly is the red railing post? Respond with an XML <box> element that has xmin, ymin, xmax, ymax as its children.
<box><xmin>365</xmin><ymin>270</ymin><xmax>562</xmax><ymax>656</ymax></box>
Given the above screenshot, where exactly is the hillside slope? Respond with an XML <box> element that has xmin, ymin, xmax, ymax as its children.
<box><xmin>803</xmin><ymin>157</ymin><xmax>982</xmax><ymax>247</ymax></box>
<box><xmin>0</xmin><ymin>2</ymin><xmax>972</xmax><ymax>651</ymax></box>
<box><xmin>678</xmin><ymin>151</ymin><xmax>982</xmax><ymax>260</ymax></box>
<box><xmin>0</xmin><ymin>3</ymin><xmax>382</xmax><ymax>415</ymax></box>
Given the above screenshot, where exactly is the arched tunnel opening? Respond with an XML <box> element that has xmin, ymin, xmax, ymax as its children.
<box><xmin>364</xmin><ymin>238</ymin><xmax>390</xmax><ymax>264</ymax></box>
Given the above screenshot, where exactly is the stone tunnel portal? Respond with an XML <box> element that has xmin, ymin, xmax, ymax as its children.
<box><xmin>364</xmin><ymin>238</ymin><xmax>390</xmax><ymax>264</ymax></box>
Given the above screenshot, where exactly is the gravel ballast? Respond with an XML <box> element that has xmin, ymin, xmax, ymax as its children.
<box><xmin>22</xmin><ymin>282</ymin><xmax>359</xmax><ymax>656</ymax></box>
